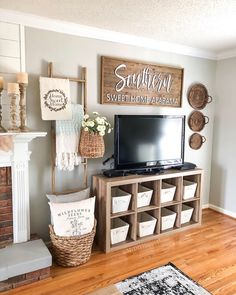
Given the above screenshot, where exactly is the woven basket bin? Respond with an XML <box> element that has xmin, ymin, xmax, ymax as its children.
<box><xmin>79</xmin><ymin>130</ymin><xmax>105</xmax><ymax>158</ymax></box>
<box><xmin>49</xmin><ymin>220</ymin><xmax>96</xmax><ymax>267</ymax></box>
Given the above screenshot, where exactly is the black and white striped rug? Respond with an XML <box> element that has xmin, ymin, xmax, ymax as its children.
<box><xmin>116</xmin><ymin>263</ymin><xmax>211</xmax><ymax>295</ymax></box>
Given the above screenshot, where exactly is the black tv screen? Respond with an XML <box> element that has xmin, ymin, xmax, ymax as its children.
<box><xmin>114</xmin><ymin>115</ymin><xmax>185</xmax><ymax>170</ymax></box>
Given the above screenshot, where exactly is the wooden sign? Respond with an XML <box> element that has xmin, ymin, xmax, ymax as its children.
<box><xmin>101</xmin><ymin>56</ymin><xmax>184</xmax><ymax>107</ymax></box>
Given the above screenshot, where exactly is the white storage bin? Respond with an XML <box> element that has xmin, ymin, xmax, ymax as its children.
<box><xmin>161</xmin><ymin>182</ymin><xmax>176</xmax><ymax>203</ymax></box>
<box><xmin>137</xmin><ymin>184</ymin><xmax>153</xmax><ymax>208</ymax></box>
<box><xmin>111</xmin><ymin>187</ymin><xmax>131</xmax><ymax>214</ymax></box>
<box><xmin>183</xmin><ymin>180</ymin><xmax>197</xmax><ymax>200</ymax></box>
<box><xmin>161</xmin><ymin>208</ymin><xmax>177</xmax><ymax>231</ymax></box>
<box><xmin>181</xmin><ymin>204</ymin><xmax>194</xmax><ymax>224</ymax></box>
<box><xmin>137</xmin><ymin>212</ymin><xmax>157</xmax><ymax>237</ymax></box>
<box><xmin>110</xmin><ymin>218</ymin><xmax>129</xmax><ymax>245</ymax></box>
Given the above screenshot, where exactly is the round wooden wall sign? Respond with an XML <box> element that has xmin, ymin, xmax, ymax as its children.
<box><xmin>187</xmin><ymin>83</ymin><xmax>212</xmax><ymax>110</ymax></box>
<box><xmin>189</xmin><ymin>133</ymin><xmax>206</xmax><ymax>150</ymax></box>
<box><xmin>188</xmin><ymin>111</ymin><xmax>209</xmax><ymax>132</ymax></box>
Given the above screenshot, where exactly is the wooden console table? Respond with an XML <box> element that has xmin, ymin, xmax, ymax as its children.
<box><xmin>93</xmin><ymin>168</ymin><xmax>203</xmax><ymax>253</ymax></box>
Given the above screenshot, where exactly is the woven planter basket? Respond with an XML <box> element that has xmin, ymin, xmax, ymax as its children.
<box><xmin>49</xmin><ymin>220</ymin><xmax>96</xmax><ymax>267</ymax></box>
<box><xmin>79</xmin><ymin>129</ymin><xmax>105</xmax><ymax>158</ymax></box>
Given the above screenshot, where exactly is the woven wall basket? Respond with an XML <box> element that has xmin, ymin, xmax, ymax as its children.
<box><xmin>49</xmin><ymin>220</ymin><xmax>96</xmax><ymax>267</ymax></box>
<box><xmin>79</xmin><ymin>130</ymin><xmax>105</xmax><ymax>158</ymax></box>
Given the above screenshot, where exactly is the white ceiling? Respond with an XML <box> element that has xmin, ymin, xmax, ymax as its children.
<box><xmin>1</xmin><ymin>0</ymin><xmax>236</xmax><ymax>56</ymax></box>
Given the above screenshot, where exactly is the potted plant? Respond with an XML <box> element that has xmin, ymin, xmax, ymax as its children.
<box><xmin>79</xmin><ymin>112</ymin><xmax>112</xmax><ymax>158</ymax></box>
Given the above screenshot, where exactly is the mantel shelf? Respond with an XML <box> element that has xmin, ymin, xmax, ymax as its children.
<box><xmin>0</xmin><ymin>131</ymin><xmax>47</xmax><ymax>137</ymax></box>
<box><xmin>0</xmin><ymin>131</ymin><xmax>47</xmax><ymax>146</ymax></box>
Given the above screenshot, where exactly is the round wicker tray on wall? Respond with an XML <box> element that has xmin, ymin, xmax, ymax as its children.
<box><xmin>187</xmin><ymin>83</ymin><xmax>212</xmax><ymax>110</ymax></box>
<box><xmin>189</xmin><ymin>133</ymin><xmax>206</xmax><ymax>150</ymax></box>
<box><xmin>188</xmin><ymin>111</ymin><xmax>209</xmax><ymax>132</ymax></box>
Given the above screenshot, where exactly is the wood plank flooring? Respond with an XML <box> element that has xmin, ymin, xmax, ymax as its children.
<box><xmin>4</xmin><ymin>209</ymin><xmax>236</xmax><ymax>295</ymax></box>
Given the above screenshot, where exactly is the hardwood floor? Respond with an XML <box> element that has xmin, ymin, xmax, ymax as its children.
<box><xmin>5</xmin><ymin>209</ymin><xmax>236</xmax><ymax>295</ymax></box>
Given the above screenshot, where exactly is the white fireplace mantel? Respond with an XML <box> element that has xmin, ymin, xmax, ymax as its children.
<box><xmin>0</xmin><ymin>132</ymin><xmax>47</xmax><ymax>243</ymax></box>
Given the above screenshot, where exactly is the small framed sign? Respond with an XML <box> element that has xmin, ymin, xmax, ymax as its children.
<box><xmin>39</xmin><ymin>77</ymin><xmax>72</xmax><ymax>120</ymax></box>
<box><xmin>101</xmin><ymin>56</ymin><xmax>184</xmax><ymax>107</ymax></box>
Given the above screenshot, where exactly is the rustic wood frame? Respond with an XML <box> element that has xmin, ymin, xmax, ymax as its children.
<box><xmin>100</xmin><ymin>56</ymin><xmax>184</xmax><ymax>108</ymax></box>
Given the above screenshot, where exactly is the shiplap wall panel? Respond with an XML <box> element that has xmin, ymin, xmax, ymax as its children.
<box><xmin>0</xmin><ymin>22</ymin><xmax>19</xmax><ymax>41</ymax></box>
<box><xmin>0</xmin><ymin>21</ymin><xmax>24</xmax><ymax>129</ymax></box>
<box><xmin>0</xmin><ymin>39</ymin><xmax>20</xmax><ymax>58</ymax></box>
<box><xmin>0</xmin><ymin>56</ymin><xmax>21</xmax><ymax>74</ymax></box>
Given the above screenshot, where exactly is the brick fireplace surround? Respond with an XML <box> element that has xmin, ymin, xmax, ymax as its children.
<box><xmin>0</xmin><ymin>132</ymin><xmax>52</xmax><ymax>292</ymax></box>
<box><xmin>0</xmin><ymin>167</ymin><xmax>13</xmax><ymax>247</ymax></box>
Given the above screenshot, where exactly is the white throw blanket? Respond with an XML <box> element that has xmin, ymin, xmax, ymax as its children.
<box><xmin>55</xmin><ymin>104</ymin><xmax>84</xmax><ymax>171</ymax></box>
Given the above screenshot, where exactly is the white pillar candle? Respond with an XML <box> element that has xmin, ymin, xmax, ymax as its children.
<box><xmin>0</xmin><ymin>77</ymin><xmax>4</xmax><ymax>89</ymax></box>
<box><xmin>16</xmin><ymin>72</ymin><xmax>28</xmax><ymax>84</ymax></box>
<box><xmin>8</xmin><ymin>83</ymin><xmax>20</xmax><ymax>94</ymax></box>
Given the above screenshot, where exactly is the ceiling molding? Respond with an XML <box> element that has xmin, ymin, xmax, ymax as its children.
<box><xmin>217</xmin><ymin>48</ymin><xmax>236</xmax><ymax>61</ymax></box>
<box><xmin>0</xmin><ymin>8</ymin><xmax>223</xmax><ymax>60</ymax></box>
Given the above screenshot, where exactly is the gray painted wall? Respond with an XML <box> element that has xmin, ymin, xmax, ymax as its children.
<box><xmin>25</xmin><ymin>27</ymin><xmax>216</xmax><ymax>240</ymax></box>
<box><xmin>210</xmin><ymin>58</ymin><xmax>236</xmax><ymax>214</ymax></box>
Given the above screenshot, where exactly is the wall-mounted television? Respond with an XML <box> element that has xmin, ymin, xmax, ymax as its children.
<box><xmin>114</xmin><ymin>115</ymin><xmax>185</xmax><ymax>171</ymax></box>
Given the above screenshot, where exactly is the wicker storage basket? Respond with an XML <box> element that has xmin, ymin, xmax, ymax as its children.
<box><xmin>79</xmin><ymin>130</ymin><xmax>105</xmax><ymax>158</ymax></box>
<box><xmin>49</xmin><ymin>220</ymin><xmax>96</xmax><ymax>267</ymax></box>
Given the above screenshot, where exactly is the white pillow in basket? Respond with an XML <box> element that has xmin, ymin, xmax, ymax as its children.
<box><xmin>49</xmin><ymin>196</ymin><xmax>95</xmax><ymax>237</ymax></box>
<box><xmin>46</xmin><ymin>187</ymin><xmax>90</xmax><ymax>203</ymax></box>
<box><xmin>47</xmin><ymin>187</ymin><xmax>90</xmax><ymax>225</ymax></box>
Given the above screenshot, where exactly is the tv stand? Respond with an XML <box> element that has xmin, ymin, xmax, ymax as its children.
<box><xmin>135</xmin><ymin>168</ymin><xmax>164</xmax><ymax>175</ymax></box>
<box><xmin>93</xmin><ymin>168</ymin><xmax>203</xmax><ymax>253</ymax></box>
<box><xmin>103</xmin><ymin>169</ymin><xmax>128</xmax><ymax>178</ymax></box>
<box><xmin>103</xmin><ymin>168</ymin><xmax>164</xmax><ymax>177</ymax></box>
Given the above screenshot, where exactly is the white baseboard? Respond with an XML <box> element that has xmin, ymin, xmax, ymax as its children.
<box><xmin>202</xmin><ymin>203</ymin><xmax>209</xmax><ymax>209</ymax></box>
<box><xmin>202</xmin><ymin>203</ymin><xmax>236</xmax><ymax>218</ymax></box>
<box><xmin>208</xmin><ymin>204</ymin><xmax>236</xmax><ymax>219</ymax></box>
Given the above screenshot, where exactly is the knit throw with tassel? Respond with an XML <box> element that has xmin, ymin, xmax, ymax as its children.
<box><xmin>55</xmin><ymin>104</ymin><xmax>84</xmax><ymax>171</ymax></box>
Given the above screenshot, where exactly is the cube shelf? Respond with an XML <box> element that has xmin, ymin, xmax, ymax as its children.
<box><xmin>181</xmin><ymin>200</ymin><xmax>200</xmax><ymax>228</ymax></box>
<box><xmin>182</xmin><ymin>174</ymin><xmax>200</xmax><ymax>200</ymax></box>
<box><xmin>137</xmin><ymin>205</ymin><xmax>159</xmax><ymax>213</ymax></box>
<box><xmin>93</xmin><ymin>168</ymin><xmax>203</xmax><ymax>253</ymax></box>
<box><xmin>137</xmin><ymin>211</ymin><xmax>158</xmax><ymax>238</ymax></box>
<box><xmin>111</xmin><ymin>217</ymin><xmax>129</xmax><ymax>245</ymax></box>
<box><xmin>111</xmin><ymin>186</ymin><xmax>131</xmax><ymax>214</ymax></box>
<box><xmin>111</xmin><ymin>210</ymin><xmax>136</xmax><ymax>219</ymax></box>
<box><xmin>161</xmin><ymin>204</ymin><xmax>180</xmax><ymax>233</ymax></box>
<box><xmin>161</xmin><ymin>177</ymin><xmax>182</xmax><ymax>204</ymax></box>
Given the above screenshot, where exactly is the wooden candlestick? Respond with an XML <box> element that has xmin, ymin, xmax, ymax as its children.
<box><xmin>0</xmin><ymin>77</ymin><xmax>4</xmax><ymax>89</ymax></box>
<box><xmin>19</xmin><ymin>83</ymin><xmax>29</xmax><ymax>132</ymax></box>
<box><xmin>17</xmin><ymin>72</ymin><xmax>28</xmax><ymax>84</ymax></box>
<box><xmin>0</xmin><ymin>88</ymin><xmax>7</xmax><ymax>132</ymax></box>
<box><xmin>8</xmin><ymin>93</ymin><xmax>20</xmax><ymax>132</ymax></box>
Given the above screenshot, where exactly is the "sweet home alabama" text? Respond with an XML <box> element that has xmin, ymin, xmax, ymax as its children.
<box><xmin>106</xmin><ymin>93</ymin><xmax>178</xmax><ymax>105</ymax></box>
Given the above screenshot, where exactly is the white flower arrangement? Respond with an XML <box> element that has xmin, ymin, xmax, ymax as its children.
<box><xmin>81</xmin><ymin>112</ymin><xmax>112</xmax><ymax>136</ymax></box>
